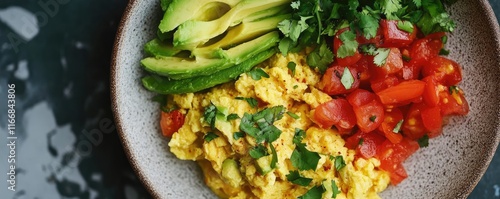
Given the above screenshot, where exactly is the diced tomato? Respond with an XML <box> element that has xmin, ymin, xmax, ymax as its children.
<box><xmin>318</xmin><ymin>65</ymin><xmax>360</xmax><ymax>95</ymax></box>
<box><xmin>376</xmin><ymin>138</ymin><xmax>419</xmax><ymax>184</ymax></box>
<box><xmin>353</xmin><ymin>55</ymin><xmax>375</xmax><ymax>89</ymax></box>
<box><xmin>370</xmin><ymin>48</ymin><xmax>404</xmax><ymax>81</ymax></box>
<box><xmin>370</xmin><ymin>75</ymin><xmax>400</xmax><ymax>93</ymax></box>
<box><xmin>410</xmin><ymin>37</ymin><xmax>443</xmax><ymax>66</ymax></box>
<box><xmin>347</xmin><ymin>89</ymin><xmax>385</xmax><ymax>132</ymax></box>
<box><xmin>334</xmin><ymin>28</ymin><xmax>363</xmax><ymax>66</ymax></box>
<box><xmin>357</xmin><ymin>28</ymin><xmax>383</xmax><ymax>46</ymax></box>
<box><xmin>439</xmin><ymin>87</ymin><xmax>470</xmax><ymax>116</ymax></box>
<box><xmin>313</xmin><ymin>99</ymin><xmax>357</xmax><ymax>132</ymax></box>
<box><xmin>422</xmin><ymin>56</ymin><xmax>463</xmax><ymax>86</ymax></box>
<box><xmin>388</xmin><ymin>163</ymin><xmax>409</xmax><ymax>185</ymax></box>
<box><xmin>160</xmin><ymin>110</ymin><xmax>185</xmax><ymax>137</ymax></box>
<box><xmin>345</xmin><ymin>130</ymin><xmax>386</xmax><ymax>159</ymax></box>
<box><xmin>376</xmin><ymin>80</ymin><xmax>426</xmax><ymax>105</ymax></box>
<box><xmin>380</xmin><ymin>20</ymin><xmax>417</xmax><ymax>48</ymax></box>
<box><xmin>422</xmin><ymin>76</ymin><xmax>440</xmax><ymax>107</ymax></box>
<box><xmin>420</xmin><ymin>106</ymin><xmax>443</xmax><ymax>138</ymax></box>
<box><xmin>379</xmin><ymin>108</ymin><xmax>404</xmax><ymax>144</ymax></box>
<box><xmin>399</xmin><ymin>60</ymin><xmax>422</xmax><ymax>80</ymax></box>
<box><xmin>401</xmin><ymin>103</ymin><xmax>427</xmax><ymax>140</ymax></box>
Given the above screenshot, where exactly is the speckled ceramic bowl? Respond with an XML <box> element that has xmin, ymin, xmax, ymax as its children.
<box><xmin>111</xmin><ymin>0</ymin><xmax>500</xmax><ymax>198</ymax></box>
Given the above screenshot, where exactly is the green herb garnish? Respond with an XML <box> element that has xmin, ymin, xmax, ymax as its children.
<box><xmin>286</xmin><ymin>170</ymin><xmax>313</xmax><ymax>186</ymax></box>
<box><xmin>204</xmin><ymin>132</ymin><xmax>219</xmax><ymax>142</ymax></box>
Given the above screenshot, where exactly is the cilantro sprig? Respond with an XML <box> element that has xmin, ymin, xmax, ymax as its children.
<box><xmin>278</xmin><ymin>0</ymin><xmax>457</xmax><ymax>70</ymax></box>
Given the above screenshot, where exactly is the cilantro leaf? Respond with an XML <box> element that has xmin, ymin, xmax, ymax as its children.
<box><xmin>235</xmin><ymin>97</ymin><xmax>258</xmax><ymax>108</ymax></box>
<box><xmin>334</xmin><ymin>156</ymin><xmax>346</xmax><ymax>171</ymax></box>
<box><xmin>331</xmin><ymin>180</ymin><xmax>341</xmax><ymax>198</ymax></box>
<box><xmin>291</xmin><ymin>1</ymin><xmax>300</xmax><ymax>9</ymax></box>
<box><xmin>336</xmin><ymin>31</ymin><xmax>359</xmax><ymax>58</ymax></box>
<box><xmin>298</xmin><ymin>185</ymin><xmax>325</xmax><ymax>199</ymax></box>
<box><xmin>397</xmin><ymin>20</ymin><xmax>414</xmax><ymax>33</ymax></box>
<box><xmin>203</xmin><ymin>103</ymin><xmax>217</xmax><ymax>129</ymax></box>
<box><xmin>291</xmin><ymin>144</ymin><xmax>321</xmax><ymax>171</ymax></box>
<box><xmin>233</xmin><ymin>132</ymin><xmax>245</xmax><ymax>140</ymax></box>
<box><xmin>248</xmin><ymin>68</ymin><xmax>269</xmax><ymax>80</ymax></box>
<box><xmin>204</xmin><ymin>132</ymin><xmax>219</xmax><ymax>142</ymax></box>
<box><xmin>287</xmin><ymin>61</ymin><xmax>297</xmax><ymax>76</ymax></box>
<box><xmin>239</xmin><ymin>106</ymin><xmax>285</xmax><ymax>144</ymax></box>
<box><xmin>293</xmin><ymin>128</ymin><xmax>306</xmax><ymax>145</ymax></box>
<box><xmin>417</xmin><ymin>0</ymin><xmax>455</xmax><ymax>35</ymax></box>
<box><xmin>378</xmin><ymin>0</ymin><xmax>402</xmax><ymax>20</ymax></box>
<box><xmin>373</xmin><ymin>48</ymin><xmax>391</xmax><ymax>66</ymax></box>
<box><xmin>340</xmin><ymin>67</ymin><xmax>354</xmax><ymax>90</ymax></box>
<box><xmin>227</xmin><ymin>113</ymin><xmax>240</xmax><ymax>121</ymax></box>
<box><xmin>360</xmin><ymin>44</ymin><xmax>377</xmax><ymax>55</ymax></box>
<box><xmin>418</xmin><ymin>134</ymin><xmax>429</xmax><ymax>147</ymax></box>
<box><xmin>240</xmin><ymin>113</ymin><xmax>261</xmax><ymax>140</ymax></box>
<box><xmin>358</xmin><ymin>12</ymin><xmax>380</xmax><ymax>39</ymax></box>
<box><xmin>413</xmin><ymin>0</ymin><xmax>422</xmax><ymax>7</ymax></box>
<box><xmin>286</xmin><ymin>170</ymin><xmax>313</xmax><ymax>186</ymax></box>
<box><xmin>307</xmin><ymin>40</ymin><xmax>334</xmax><ymax>73</ymax></box>
<box><xmin>249</xmin><ymin>144</ymin><xmax>269</xmax><ymax>159</ymax></box>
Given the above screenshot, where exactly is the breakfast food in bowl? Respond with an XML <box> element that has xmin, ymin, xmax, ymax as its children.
<box><xmin>138</xmin><ymin>0</ymin><xmax>470</xmax><ymax>198</ymax></box>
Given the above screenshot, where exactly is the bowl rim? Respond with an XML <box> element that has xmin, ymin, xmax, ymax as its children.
<box><xmin>110</xmin><ymin>0</ymin><xmax>500</xmax><ymax>198</ymax></box>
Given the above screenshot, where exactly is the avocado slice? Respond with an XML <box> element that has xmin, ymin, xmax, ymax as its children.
<box><xmin>144</xmin><ymin>38</ymin><xmax>182</xmax><ymax>57</ymax></box>
<box><xmin>192</xmin><ymin>13</ymin><xmax>290</xmax><ymax>58</ymax></box>
<box><xmin>141</xmin><ymin>31</ymin><xmax>279</xmax><ymax>79</ymax></box>
<box><xmin>141</xmin><ymin>48</ymin><xmax>275</xmax><ymax>94</ymax></box>
<box><xmin>221</xmin><ymin>158</ymin><xmax>242</xmax><ymax>187</ymax></box>
<box><xmin>173</xmin><ymin>0</ymin><xmax>290</xmax><ymax>50</ymax></box>
<box><xmin>159</xmin><ymin>0</ymin><xmax>242</xmax><ymax>33</ymax></box>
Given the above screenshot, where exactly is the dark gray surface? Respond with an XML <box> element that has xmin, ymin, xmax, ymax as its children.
<box><xmin>0</xmin><ymin>0</ymin><xmax>498</xmax><ymax>198</ymax></box>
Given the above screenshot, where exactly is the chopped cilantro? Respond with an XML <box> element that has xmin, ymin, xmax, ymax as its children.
<box><xmin>397</xmin><ymin>20</ymin><xmax>414</xmax><ymax>33</ymax></box>
<box><xmin>248</xmin><ymin>68</ymin><xmax>270</xmax><ymax>80</ymax></box>
<box><xmin>286</xmin><ymin>170</ymin><xmax>313</xmax><ymax>186</ymax></box>
<box><xmin>393</xmin><ymin>119</ymin><xmax>404</xmax><ymax>133</ymax></box>
<box><xmin>439</xmin><ymin>48</ymin><xmax>450</xmax><ymax>55</ymax></box>
<box><xmin>331</xmin><ymin>180</ymin><xmax>341</xmax><ymax>198</ymax></box>
<box><xmin>340</xmin><ymin>67</ymin><xmax>354</xmax><ymax>90</ymax></box>
<box><xmin>334</xmin><ymin>156</ymin><xmax>346</xmax><ymax>171</ymax></box>
<box><xmin>287</xmin><ymin>61</ymin><xmax>297</xmax><ymax>76</ymax></box>
<box><xmin>204</xmin><ymin>132</ymin><xmax>219</xmax><ymax>142</ymax></box>
<box><xmin>358</xmin><ymin>138</ymin><xmax>364</xmax><ymax>145</ymax></box>
<box><xmin>239</xmin><ymin>106</ymin><xmax>285</xmax><ymax>143</ymax></box>
<box><xmin>369</xmin><ymin>115</ymin><xmax>377</xmax><ymax>122</ymax></box>
<box><xmin>291</xmin><ymin>129</ymin><xmax>319</xmax><ymax>171</ymax></box>
<box><xmin>337</xmin><ymin>31</ymin><xmax>359</xmax><ymax>58</ymax></box>
<box><xmin>287</xmin><ymin>111</ymin><xmax>300</xmax><ymax>119</ymax></box>
<box><xmin>418</xmin><ymin>134</ymin><xmax>429</xmax><ymax>147</ymax></box>
<box><xmin>298</xmin><ymin>185</ymin><xmax>325</xmax><ymax>199</ymax></box>
<box><xmin>379</xmin><ymin>0</ymin><xmax>403</xmax><ymax>20</ymax></box>
<box><xmin>360</xmin><ymin>44</ymin><xmax>377</xmax><ymax>55</ymax></box>
<box><xmin>203</xmin><ymin>103</ymin><xmax>218</xmax><ymax>129</ymax></box>
<box><xmin>233</xmin><ymin>132</ymin><xmax>245</xmax><ymax>140</ymax></box>
<box><xmin>374</xmin><ymin>48</ymin><xmax>391</xmax><ymax>67</ymax></box>
<box><xmin>307</xmin><ymin>40</ymin><xmax>334</xmax><ymax>73</ymax></box>
<box><xmin>249</xmin><ymin>144</ymin><xmax>269</xmax><ymax>159</ymax></box>
<box><xmin>358</xmin><ymin>11</ymin><xmax>380</xmax><ymax>39</ymax></box>
<box><xmin>227</xmin><ymin>113</ymin><xmax>240</xmax><ymax>121</ymax></box>
<box><xmin>235</xmin><ymin>97</ymin><xmax>258</xmax><ymax>108</ymax></box>
<box><xmin>293</xmin><ymin>85</ymin><xmax>299</xmax><ymax>89</ymax></box>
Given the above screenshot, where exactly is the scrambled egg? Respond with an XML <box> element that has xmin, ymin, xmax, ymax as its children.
<box><xmin>168</xmin><ymin>52</ymin><xmax>390</xmax><ymax>199</ymax></box>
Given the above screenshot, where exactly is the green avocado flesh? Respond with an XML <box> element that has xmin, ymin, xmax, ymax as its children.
<box><xmin>141</xmin><ymin>48</ymin><xmax>276</xmax><ymax>94</ymax></box>
<box><xmin>141</xmin><ymin>31</ymin><xmax>279</xmax><ymax>80</ymax></box>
